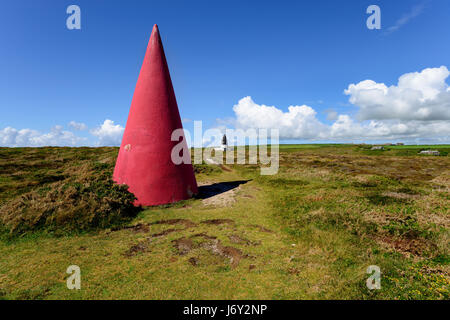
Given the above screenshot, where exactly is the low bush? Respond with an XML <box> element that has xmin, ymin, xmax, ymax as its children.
<box><xmin>0</xmin><ymin>161</ymin><xmax>139</xmax><ymax>234</ymax></box>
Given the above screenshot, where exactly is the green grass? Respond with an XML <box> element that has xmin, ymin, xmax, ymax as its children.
<box><xmin>356</xmin><ymin>144</ymin><xmax>450</xmax><ymax>157</ymax></box>
<box><xmin>388</xmin><ymin>145</ymin><xmax>450</xmax><ymax>149</ymax></box>
<box><xmin>0</xmin><ymin>145</ymin><xmax>448</xmax><ymax>299</ymax></box>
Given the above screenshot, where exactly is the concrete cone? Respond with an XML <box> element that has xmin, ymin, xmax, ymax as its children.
<box><xmin>113</xmin><ymin>24</ymin><xmax>198</xmax><ymax>206</ymax></box>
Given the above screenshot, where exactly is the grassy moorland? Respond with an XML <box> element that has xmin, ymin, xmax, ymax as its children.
<box><xmin>0</xmin><ymin>145</ymin><xmax>448</xmax><ymax>299</ymax></box>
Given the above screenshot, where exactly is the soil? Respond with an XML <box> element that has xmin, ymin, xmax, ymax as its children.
<box><xmin>129</xmin><ymin>223</ymin><xmax>150</xmax><ymax>233</ymax></box>
<box><xmin>228</xmin><ymin>234</ymin><xmax>261</xmax><ymax>246</ymax></box>
<box><xmin>200</xmin><ymin>239</ymin><xmax>244</xmax><ymax>268</ymax></box>
<box><xmin>151</xmin><ymin>219</ymin><xmax>197</xmax><ymax>228</ymax></box>
<box><xmin>171</xmin><ymin>234</ymin><xmax>245</xmax><ymax>268</ymax></box>
<box><xmin>188</xmin><ymin>257</ymin><xmax>199</xmax><ymax>266</ymax></box>
<box><xmin>172</xmin><ymin>237</ymin><xmax>194</xmax><ymax>255</ymax></box>
<box><xmin>190</xmin><ymin>233</ymin><xmax>217</xmax><ymax>240</ymax></box>
<box><xmin>201</xmin><ymin>219</ymin><xmax>235</xmax><ymax>226</ymax></box>
<box><xmin>111</xmin><ymin>223</ymin><xmax>149</xmax><ymax>233</ymax></box>
<box><xmin>376</xmin><ymin>235</ymin><xmax>437</xmax><ymax>257</ymax></box>
<box><xmin>124</xmin><ymin>241</ymin><xmax>149</xmax><ymax>257</ymax></box>
<box><xmin>151</xmin><ymin>228</ymin><xmax>179</xmax><ymax>238</ymax></box>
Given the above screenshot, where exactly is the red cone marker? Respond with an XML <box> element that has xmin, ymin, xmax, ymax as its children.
<box><xmin>113</xmin><ymin>24</ymin><xmax>198</xmax><ymax>206</ymax></box>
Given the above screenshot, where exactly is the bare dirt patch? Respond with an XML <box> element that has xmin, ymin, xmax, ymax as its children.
<box><xmin>124</xmin><ymin>241</ymin><xmax>149</xmax><ymax>257</ymax></box>
<box><xmin>201</xmin><ymin>219</ymin><xmax>235</xmax><ymax>226</ymax></box>
<box><xmin>228</xmin><ymin>234</ymin><xmax>261</xmax><ymax>246</ymax></box>
<box><xmin>188</xmin><ymin>257</ymin><xmax>199</xmax><ymax>266</ymax></box>
<box><xmin>130</xmin><ymin>224</ymin><xmax>150</xmax><ymax>233</ymax></box>
<box><xmin>151</xmin><ymin>228</ymin><xmax>179</xmax><ymax>238</ymax></box>
<box><xmin>148</xmin><ymin>219</ymin><xmax>197</xmax><ymax>237</ymax></box>
<box><xmin>171</xmin><ymin>234</ymin><xmax>245</xmax><ymax>268</ymax></box>
<box><xmin>375</xmin><ymin>235</ymin><xmax>437</xmax><ymax>257</ymax></box>
<box><xmin>190</xmin><ymin>232</ymin><xmax>217</xmax><ymax>240</ymax></box>
<box><xmin>201</xmin><ymin>239</ymin><xmax>244</xmax><ymax>268</ymax></box>
<box><xmin>151</xmin><ymin>219</ymin><xmax>197</xmax><ymax>228</ymax></box>
<box><xmin>110</xmin><ymin>223</ymin><xmax>150</xmax><ymax>233</ymax></box>
<box><xmin>172</xmin><ymin>237</ymin><xmax>194</xmax><ymax>255</ymax></box>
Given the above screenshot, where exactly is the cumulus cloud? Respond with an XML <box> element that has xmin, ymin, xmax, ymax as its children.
<box><xmin>90</xmin><ymin>119</ymin><xmax>124</xmax><ymax>146</ymax></box>
<box><xmin>345</xmin><ymin>66</ymin><xmax>450</xmax><ymax>121</ymax></box>
<box><xmin>68</xmin><ymin>121</ymin><xmax>87</xmax><ymax>131</ymax></box>
<box><xmin>1</xmin><ymin>120</ymin><xmax>126</xmax><ymax>147</ymax></box>
<box><xmin>233</xmin><ymin>96</ymin><xmax>327</xmax><ymax>140</ymax></box>
<box><xmin>224</xmin><ymin>66</ymin><xmax>450</xmax><ymax>143</ymax></box>
<box><xmin>329</xmin><ymin>116</ymin><xmax>450</xmax><ymax>141</ymax></box>
<box><xmin>0</xmin><ymin>125</ymin><xmax>87</xmax><ymax>147</ymax></box>
<box><xmin>229</xmin><ymin>96</ymin><xmax>450</xmax><ymax>142</ymax></box>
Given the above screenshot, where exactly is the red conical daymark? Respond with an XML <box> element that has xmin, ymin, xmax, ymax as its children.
<box><xmin>113</xmin><ymin>24</ymin><xmax>198</xmax><ymax>206</ymax></box>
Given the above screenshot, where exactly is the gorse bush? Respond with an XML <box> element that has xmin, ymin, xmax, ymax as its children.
<box><xmin>0</xmin><ymin>160</ymin><xmax>139</xmax><ymax>234</ymax></box>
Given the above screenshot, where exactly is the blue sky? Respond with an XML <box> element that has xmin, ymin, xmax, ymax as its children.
<box><xmin>0</xmin><ymin>0</ymin><xmax>449</xmax><ymax>146</ymax></box>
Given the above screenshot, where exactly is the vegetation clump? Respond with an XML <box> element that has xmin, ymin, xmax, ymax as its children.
<box><xmin>0</xmin><ymin>148</ymin><xmax>139</xmax><ymax>234</ymax></box>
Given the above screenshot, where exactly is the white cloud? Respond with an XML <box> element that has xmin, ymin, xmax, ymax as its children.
<box><xmin>222</xmin><ymin>66</ymin><xmax>450</xmax><ymax>143</ymax></box>
<box><xmin>228</xmin><ymin>96</ymin><xmax>450</xmax><ymax>142</ymax></box>
<box><xmin>0</xmin><ymin>125</ymin><xmax>87</xmax><ymax>147</ymax></box>
<box><xmin>90</xmin><ymin>119</ymin><xmax>124</xmax><ymax>146</ymax></box>
<box><xmin>68</xmin><ymin>121</ymin><xmax>87</xmax><ymax>131</ymax></box>
<box><xmin>344</xmin><ymin>66</ymin><xmax>450</xmax><ymax>121</ymax></box>
<box><xmin>329</xmin><ymin>116</ymin><xmax>450</xmax><ymax>141</ymax></box>
<box><xmin>386</xmin><ymin>3</ymin><xmax>426</xmax><ymax>34</ymax></box>
<box><xmin>1</xmin><ymin>120</ymin><xmax>126</xmax><ymax>147</ymax></box>
<box><xmin>232</xmin><ymin>96</ymin><xmax>327</xmax><ymax>140</ymax></box>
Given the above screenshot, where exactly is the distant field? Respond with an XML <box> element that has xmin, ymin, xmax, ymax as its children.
<box><xmin>231</xmin><ymin>143</ymin><xmax>450</xmax><ymax>153</ymax></box>
<box><xmin>279</xmin><ymin>144</ymin><xmax>344</xmax><ymax>149</ymax></box>
<box><xmin>387</xmin><ymin>145</ymin><xmax>450</xmax><ymax>149</ymax></box>
<box><xmin>276</xmin><ymin>144</ymin><xmax>450</xmax><ymax>157</ymax></box>
<box><xmin>0</xmin><ymin>145</ymin><xmax>448</xmax><ymax>299</ymax></box>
